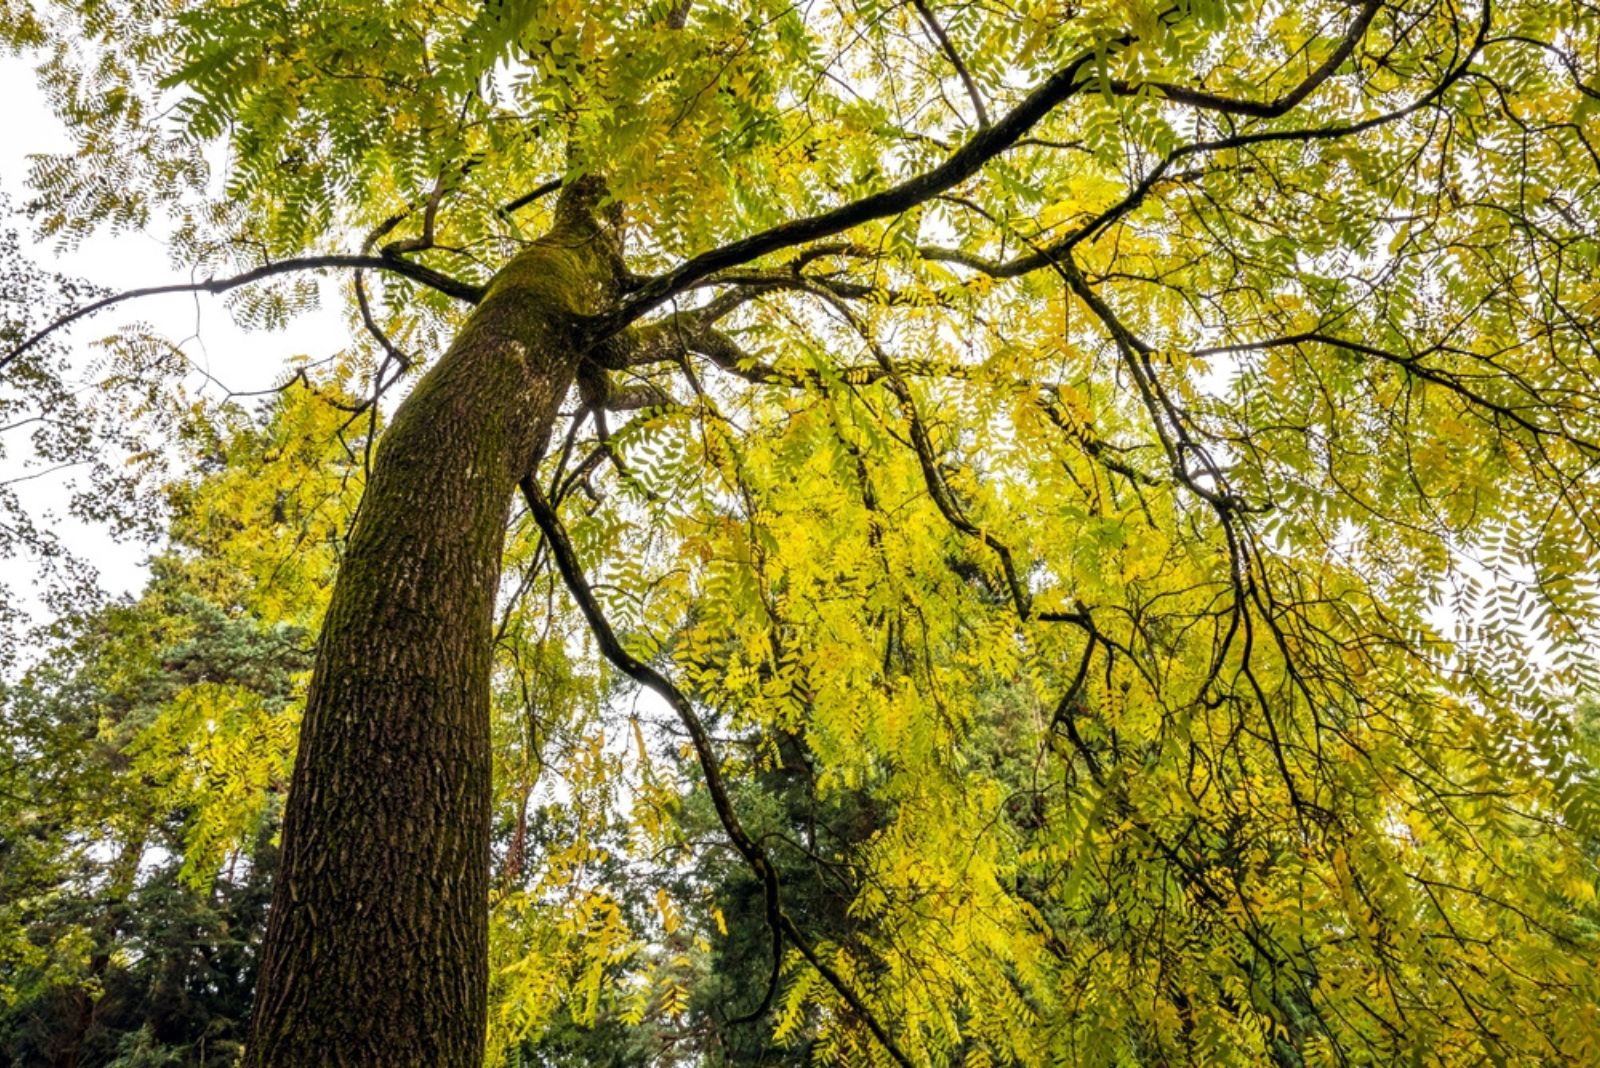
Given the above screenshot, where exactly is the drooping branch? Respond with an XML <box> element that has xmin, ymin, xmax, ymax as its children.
<box><xmin>1052</xmin><ymin>251</ymin><xmax>1333</xmax><ymax>820</ymax></box>
<box><xmin>1048</xmin><ymin>632</ymin><xmax>1104</xmax><ymax>785</ymax></box>
<box><xmin>3</xmin><ymin>253</ymin><xmax>484</xmax><ymax>372</ymax></box>
<box><xmin>816</xmin><ymin>295</ymin><xmax>1041</xmax><ymax>619</ymax></box>
<box><xmin>656</xmin><ymin>280</ymin><xmax>1163</xmax><ymax>506</ymax></box>
<box><xmin>520</xmin><ymin>477</ymin><xmax>914</xmax><ymax>1067</ymax></box>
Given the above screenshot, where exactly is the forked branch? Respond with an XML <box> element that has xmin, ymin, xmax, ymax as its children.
<box><xmin>596</xmin><ymin>0</ymin><xmax>1393</xmax><ymax>334</ymax></box>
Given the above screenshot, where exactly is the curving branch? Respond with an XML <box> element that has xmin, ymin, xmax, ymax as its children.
<box><xmin>1109</xmin><ymin>0</ymin><xmax>1381</xmax><ymax>118</ymax></box>
<box><xmin>820</xmin><ymin>296</ymin><xmax>1040</xmax><ymax>618</ymax></box>
<box><xmin>520</xmin><ymin>477</ymin><xmax>914</xmax><ymax>1068</ymax></box>
<box><xmin>1192</xmin><ymin>330</ymin><xmax>1600</xmax><ymax>457</ymax></box>
<box><xmin>589</xmin><ymin>40</ymin><xmax>1115</xmax><ymax>335</ymax></box>
<box><xmin>2</xmin><ymin>253</ymin><xmax>484</xmax><ymax>373</ymax></box>
<box><xmin>871</xmin><ymin>5</ymin><xmax>1483</xmax><ymax>286</ymax></box>
<box><xmin>998</xmin><ymin>1</ymin><xmax>1489</xmax><ymax>279</ymax></box>
<box><xmin>592</xmin><ymin>0</ymin><xmax>1395</xmax><ymax>337</ymax></box>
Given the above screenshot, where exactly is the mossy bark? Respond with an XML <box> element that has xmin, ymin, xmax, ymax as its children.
<box><xmin>245</xmin><ymin>203</ymin><xmax>619</xmax><ymax>1067</ymax></box>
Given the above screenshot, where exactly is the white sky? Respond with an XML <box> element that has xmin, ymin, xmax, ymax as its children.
<box><xmin>1</xmin><ymin>51</ymin><xmax>349</xmax><ymax>622</ymax></box>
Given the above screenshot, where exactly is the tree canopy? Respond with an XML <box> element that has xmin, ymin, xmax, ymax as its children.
<box><xmin>3</xmin><ymin>0</ymin><xmax>1600</xmax><ymax>1064</ymax></box>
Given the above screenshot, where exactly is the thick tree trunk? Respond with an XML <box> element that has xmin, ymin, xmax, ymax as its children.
<box><xmin>245</xmin><ymin>201</ymin><xmax>618</xmax><ymax>1066</ymax></box>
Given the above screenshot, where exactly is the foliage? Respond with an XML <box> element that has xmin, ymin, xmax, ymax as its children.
<box><xmin>0</xmin><ymin>562</ymin><xmax>306</xmax><ymax>1065</ymax></box>
<box><xmin>0</xmin><ymin>199</ymin><xmax>111</xmax><ymax>642</ymax></box>
<box><xmin>0</xmin><ymin>383</ymin><xmax>350</xmax><ymax>1065</ymax></box>
<box><xmin>5</xmin><ymin>0</ymin><xmax>1600</xmax><ymax>1064</ymax></box>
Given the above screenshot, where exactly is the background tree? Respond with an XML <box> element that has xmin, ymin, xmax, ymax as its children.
<box><xmin>0</xmin><ymin>558</ymin><xmax>304</xmax><ymax>1067</ymax></box>
<box><xmin>5</xmin><ymin>0</ymin><xmax>1600</xmax><ymax>1065</ymax></box>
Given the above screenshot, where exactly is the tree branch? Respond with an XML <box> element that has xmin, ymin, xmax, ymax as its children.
<box><xmin>1111</xmin><ymin>0</ymin><xmax>1380</xmax><ymax>118</ymax></box>
<box><xmin>3</xmin><ymin>254</ymin><xmax>484</xmax><ymax>373</ymax></box>
<box><xmin>590</xmin><ymin>40</ymin><xmax>1115</xmax><ymax>336</ymax></box>
<box><xmin>590</xmin><ymin>0</ymin><xmax>1394</xmax><ymax>337</ymax></box>
<box><xmin>499</xmin><ymin>178</ymin><xmax>564</xmax><ymax>220</ymax></box>
<box><xmin>1192</xmin><ymin>330</ymin><xmax>1600</xmax><ymax>456</ymax></box>
<box><xmin>910</xmin><ymin>0</ymin><xmax>989</xmax><ymax>128</ymax></box>
<box><xmin>520</xmin><ymin>477</ymin><xmax>912</xmax><ymax>1067</ymax></box>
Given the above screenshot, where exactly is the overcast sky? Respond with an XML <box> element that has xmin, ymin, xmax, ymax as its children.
<box><xmin>2</xmin><ymin>52</ymin><xmax>350</xmax><ymax>621</ymax></box>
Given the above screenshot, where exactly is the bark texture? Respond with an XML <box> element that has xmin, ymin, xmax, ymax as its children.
<box><xmin>246</xmin><ymin>193</ymin><xmax>619</xmax><ymax>1066</ymax></box>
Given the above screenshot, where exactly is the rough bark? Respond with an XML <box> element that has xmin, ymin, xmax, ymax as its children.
<box><xmin>245</xmin><ymin>193</ymin><xmax>619</xmax><ymax>1067</ymax></box>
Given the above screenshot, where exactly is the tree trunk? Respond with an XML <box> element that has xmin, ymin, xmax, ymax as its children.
<box><xmin>246</xmin><ymin>198</ymin><xmax>619</xmax><ymax>1066</ymax></box>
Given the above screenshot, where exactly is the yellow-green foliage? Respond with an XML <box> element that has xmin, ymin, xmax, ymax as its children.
<box><xmin>9</xmin><ymin>0</ymin><xmax>1600</xmax><ymax>1063</ymax></box>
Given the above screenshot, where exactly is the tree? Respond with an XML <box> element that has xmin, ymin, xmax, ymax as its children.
<box><xmin>0</xmin><ymin>563</ymin><xmax>307</xmax><ymax>1068</ymax></box>
<box><xmin>0</xmin><ymin>367</ymin><xmax>346</xmax><ymax>1068</ymax></box>
<box><xmin>6</xmin><ymin>0</ymin><xmax>1600</xmax><ymax>1064</ymax></box>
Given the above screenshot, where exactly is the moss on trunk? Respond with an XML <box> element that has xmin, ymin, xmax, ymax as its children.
<box><xmin>245</xmin><ymin>203</ymin><xmax>619</xmax><ymax>1067</ymax></box>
